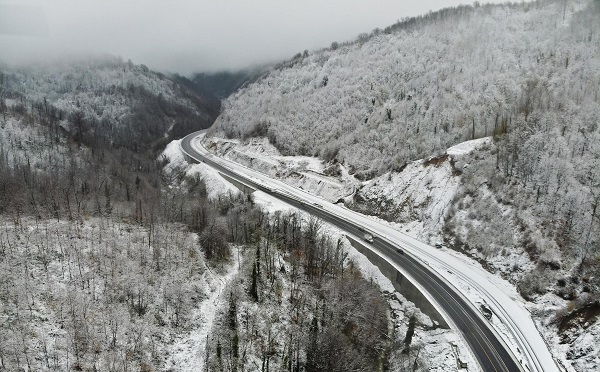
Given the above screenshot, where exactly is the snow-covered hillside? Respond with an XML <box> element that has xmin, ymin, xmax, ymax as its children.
<box><xmin>213</xmin><ymin>0</ymin><xmax>598</xmax><ymax>177</ymax></box>
<box><xmin>205</xmin><ymin>1</ymin><xmax>600</xmax><ymax>368</ymax></box>
<box><xmin>0</xmin><ymin>212</ymin><xmax>250</xmax><ymax>371</ymax></box>
<box><xmin>0</xmin><ymin>58</ymin><xmax>235</xmax><ymax>370</ymax></box>
<box><xmin>1</xmin><ymin>56</ymin><xmax>219</xmax><ymax>150</ymax></box>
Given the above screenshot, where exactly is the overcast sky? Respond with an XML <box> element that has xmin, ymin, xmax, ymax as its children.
<box><xmin>0</xmin><ymin>0</ymin><xmax>510</xmax><ymax>74</ymax></box>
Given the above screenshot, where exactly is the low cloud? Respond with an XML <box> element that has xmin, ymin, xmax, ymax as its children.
<box><xmin>0</xmin><ymin>0</ymin><xmax>510</xmax><ymax>74</ymax></box>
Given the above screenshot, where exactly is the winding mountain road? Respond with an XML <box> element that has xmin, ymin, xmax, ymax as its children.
<box><xmin>181</xmin><ymin>130</ymin><xmax>559</xmax><ymax>372</ymax></box>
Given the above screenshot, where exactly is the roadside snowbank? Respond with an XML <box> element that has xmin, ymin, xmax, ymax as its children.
<box><xmin>446</xmin><ymin>137</ymin><xmax>492</xmax><ymax>156</ymax></box>
<box><xmin>204</xmin><ymin>136</ymin><xmax>357</xmax><ymax>202</ymax></box>
<box><xmin>162</xmin><ymin>139</ymin><xmax>238</xmax><ymax>199</ymax></box>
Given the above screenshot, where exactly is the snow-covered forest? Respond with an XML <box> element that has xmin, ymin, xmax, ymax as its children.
<box><xmin>213</xmin><ymin>0</ymin><xmax>599</xmax><ymax>178</ymax></box>
<box><xmin>0</xmin><ymin>60</ymin><xmax>225</xmax><ymax>369</ymax></box>
<box><xmin>2</xmin><ymin>0</ymin><xmax>600</xmax><ymax>369</ymax></box>
<box><xmin>208</xmin><ymin>0</ymin><xmax>600</xmax><ymax>368</ymax></box>
<box><xmin>0</xmin><ymin>57</ymin><xmax>415</xmax><ymax>371</ymax></box>
<box><xmin>0</xmin><ymin>56</ymin><xmax>220</xmax><ymax>153</ymax></box>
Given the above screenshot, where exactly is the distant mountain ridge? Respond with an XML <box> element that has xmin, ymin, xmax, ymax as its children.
<box><xmin>189</xmin><ymin>68</ymin><xmax>267</xmax><ymax>100</ymax></box>
<box><xmin>1</xmin><ymin>56</ymin><xmax>221</xmax><ymax>152</ymax></box>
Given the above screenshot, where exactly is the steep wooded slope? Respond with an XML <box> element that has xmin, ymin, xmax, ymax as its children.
<box><xmin>212</xmin><ymin>0</ymin><xmax>599</xmax><ymax>178</ymax></box>
<box><xmin>1</xmin><ymin>56</ymin><xmax>220</xmax><ymax>152</ymax></box>
<box><xmin>0</xmin><ymin>57</ymin><xmax>401</xmax><ymax>372</ymax></box>
<box><xmin>210</xmin><ymin>0</ymin><xmax>600</xmax><ymax>286</ymax></box>
<box><xmin>209</xmin><ymin>2</ymin><xmax>600</xmax><ymax>368</ymax></box>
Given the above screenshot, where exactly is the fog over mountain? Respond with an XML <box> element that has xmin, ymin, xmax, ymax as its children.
<box><xmin>1</xmin><ymin>0</ymin><xmax>512</xmax><ymax>73</ymax></box>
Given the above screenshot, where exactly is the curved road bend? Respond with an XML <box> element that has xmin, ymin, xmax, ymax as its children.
<box><xmin>181</xmin><ymin>131</ymin><xmax>523</xmax><ymax>372</ymax></box>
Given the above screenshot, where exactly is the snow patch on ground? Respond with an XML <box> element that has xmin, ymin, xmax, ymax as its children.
<box><xmin>446</xmin><ymin>137</ymin><xmax>492</xmax><ymax>156</ymax></box>
<box><xmin>162</xmin><ymin>139</ymin><xmax>238</xmax><ymax>199</ymax></box>
<box><xmin>523</xmin><ymin>292</ymin><xmax>600</xmax><ymax>372</ymax></box>
<box><xmin>349</xmin><ymin>157</ymin><xmax>460</xmax><ymax>242</ymax></box>
<box><xmin>164</xmin><ymin>255</ymin><xmax>242</xmax><ymax>371</ymax></box>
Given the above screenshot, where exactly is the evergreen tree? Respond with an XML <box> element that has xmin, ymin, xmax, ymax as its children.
<box><xmin>249</xmin><ymin>262</ymin><xmax>259</xmax><ymax>302</ymax></box>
